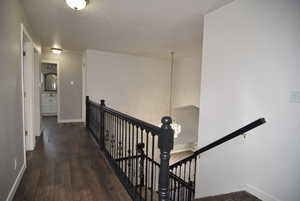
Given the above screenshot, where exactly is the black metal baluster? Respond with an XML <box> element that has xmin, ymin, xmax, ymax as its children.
<box><xmin>121</xmin><ymin>118</ymin><xmax>124</xmax><ymax>170</ymax></box>
<box><xmin>173</xmin><ymin>180</ymin><xmax>177</xmax><ymax>201</ymax></box>
<box><xmin>125</xmin><ymin>120</ymin><xmax>128</xmax><ymax>177</ymax></box>
<box><xmin>100</xmin><ymin>100</ymin><xmax>105</xmax><ymax>150</ymax></box>
<box><xmin>128</xmin><ymin>122</ymin><xmax>131</xmax><ymax>180</ymax></box>
<box><xmin>117</xmin><ymin>117</ymin><xmax>120</xmax><ymax>160</ymax></box>
<box><xmin>188</xmin><ymin>160</ymin><xmax>191</xmax><ymax>183</ymax></box>
<box><xmin>176</xmin><ymin>181</ymin><xmax>180</xmax><ymax>201</ymax></box>
<box><xmin>193</xmin><ymin>157</ymin><xmax>197</xmax><ymax>187</ymax></box>
<box><xmin>104</xmin><ymin>112</ymin><xmax>107</xmax><ymax>151</ymax></box>
<box><xmin>131</xmin><ymin>123</ymin><xmax>135</xmax><ymax>184</ymax></box>
<box><xmin>111</xmin><ymin>114</ymin><xmax>114</xmax><ymax>157</ymax></box>
<box><xmin>169</xmin><ymin>177</ymin><xmax>172</xmax><ymax>201</ymax></box>
<box><xmin>111</xmin><ymin>114</ymin><xmax>114</xmax><ymax>158</ymax></box>
<box><xmin>184</xmin><ymin>162</ymin><xmax>187</xmax><ymax>201</ymax></box>
<box><xmin>115</xmin><ymin>116</ymin><xmax>117</xmax><ymax>160</ymax></box>
<box><xmin>109</xmin><ymin>113</ymin><xmax>111</xmax><ymax>155</ymax></box>
<box><xmin>184</xmin><ymin>162</ymin><xmax>186</xmax><ymax>182</ymax></box>
<box><xmin>86</xmin><ymin>96</ymin><xmax>89</xmax><ymax>129</ymax></box>
<box><xmin>150</xmin><ymin>133</ymin><xmax>155</xmax><ymax>201</ymax></box>
<box><xmin>169</xmin><ymin>178</ymin><xmax>172</xmax><ymax>201</ymax></box>
<box><xmin>135</xmin><ymin>125</ymin><xmax>139</xmax><ymax>193</ymax></box>
<box><xmin>145</xmin><ymin>130</ymin><xmax>149</xmax><ymax>201</ymax></box>
<box><xmin>114</xmin><ymin>115</ymin><xmax>117</xmax><ymax>159</ymax></box>
<box><xmin>179</xmin><ymin>165</ymin><xmax>182</xmax><ymax>180</ymax></box>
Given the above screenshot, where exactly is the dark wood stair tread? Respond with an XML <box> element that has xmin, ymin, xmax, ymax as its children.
<box><xmin>194</xmin><ymin>191</ymin><xmax>262</xmax><ymax>201</ymax></box>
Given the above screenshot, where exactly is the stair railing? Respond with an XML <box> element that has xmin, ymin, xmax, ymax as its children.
<box><xmin>169</xmin><ymin>118</ymin><xmax>266</xmax><ymax>199</ymax></box>
<box><xmin>86</xmin><ymin>96</ymin><xmax>266</xmax><ymax>201</ymax></box>
<box><xmin>86</xmin><ymin>96</ymin><xmax>175</xmax><ymax>201</ymax></box>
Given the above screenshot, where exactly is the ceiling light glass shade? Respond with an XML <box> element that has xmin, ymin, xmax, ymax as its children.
<box><xmin>171</xmin><ymin>123</ymin><xmax>181</xmax><ymax>138</ymax></box>
<box><xmin>51</xmin><ymin>48</ymin><xmax>63</xmax><ymax>54</ymax></box>
<box><xmin>65</xmin><ymin>0</ymin><xmax>88</xmax><ymax>10</ymax></box>
<box><xmin>158</xmin><ymin>122</ymin><xmax>181</xmax><ymax>138</ymax></box>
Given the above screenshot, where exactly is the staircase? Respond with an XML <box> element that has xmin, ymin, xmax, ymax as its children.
<box><xmin>86</xmin><ymin>96</ymin><xmax>266</xmax><ymax>201</ymax></box>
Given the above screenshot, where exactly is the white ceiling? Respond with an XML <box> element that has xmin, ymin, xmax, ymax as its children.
<box><xmin>22</xmin><ymin>0</ymin><xmax>233</xmax><ymax>58</ymax></box>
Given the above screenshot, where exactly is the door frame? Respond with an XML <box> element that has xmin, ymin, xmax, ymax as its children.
<box><xmin>41</xmin><ymin>60</ymin><xmax>61</xmax><ymax>121</ymax></box>
<box><xmin>20</xmin><ymin>24</ymin><xmax>41</xmax><ymax>155</ymax></box>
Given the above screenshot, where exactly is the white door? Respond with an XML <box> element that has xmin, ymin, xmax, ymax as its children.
<box><xmin>23</xmin><ymin>42</ymin><xmax>35</xmax><ymax>151</ymax></box>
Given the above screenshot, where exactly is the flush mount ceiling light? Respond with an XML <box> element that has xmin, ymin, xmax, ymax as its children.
<box><xmin>51</xmin><ymin>48</ymin><xmax>63</xmax><ymax>54</ymax></box>
<box><xmin>65</xmin><ymin>0</ymin><xmax>89</xmax><ymax>10</ymax></box>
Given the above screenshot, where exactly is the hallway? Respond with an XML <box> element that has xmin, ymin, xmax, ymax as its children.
<box><xmin>13</xmin><ymin>117</ymin><xmax>131</xmax><ymax>201</ymax></box>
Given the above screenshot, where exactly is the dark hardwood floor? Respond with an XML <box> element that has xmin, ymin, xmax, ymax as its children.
<box><xmin>13</xmin><ymin>117</ymin><xmax>132</xmax><ymax>201</ymax></box>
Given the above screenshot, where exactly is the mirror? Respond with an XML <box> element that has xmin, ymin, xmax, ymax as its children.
<box><xmin>44</xmin><ymin>73</ymin><xmax>57</xmax><ymax>91</ymax></box>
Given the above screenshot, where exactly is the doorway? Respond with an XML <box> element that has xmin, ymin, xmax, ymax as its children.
<box><xmin>40</xmin><ymin>62</ymin><xmax>59</xmax><ymax>128</ymax></box>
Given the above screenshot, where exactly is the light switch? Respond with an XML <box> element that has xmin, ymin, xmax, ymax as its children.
<box><xmin>290</xmin><ymin>91</ymin><xmax>300</xmax><ymax>103</ymax></box>
<box><xmin>70</xmin><ymin>81</ymin><xmax>74</xmax><ymax>85</ymax></box>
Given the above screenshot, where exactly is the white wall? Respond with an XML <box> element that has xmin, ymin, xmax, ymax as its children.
<box><xmin>196</xmin><ymin>1</ymin><xmax>300</xmax><ymax>201</ymax></box>
<box><xmin>42</xmin><ymin>50</ymin><xmax>83</xmax><ymax>122</ymax></box>
<box><xmin>172</xmin><ymin>56</ymin><xmax>201</xmax><ymax>148</ymax></box>
<box><xmin>0</xmin><ymin>0</ymin><xmax>37</xmax><ymax>200</ymax></box>
<box><xmin>173</xmin><ymin>56</ymin><xmax>201</xmax><ymax>108</ymax></box>
<box><xmin>86</xmin><ymin>50</ymin><xmax>170</xmax><ymax>124</ymax></box>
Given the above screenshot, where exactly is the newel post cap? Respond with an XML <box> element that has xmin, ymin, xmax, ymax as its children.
<box><xmin>100</xmin><ymin>99</ymin><xmax>105</xmax><ymax>106</ymax></box>
<box><xmin>161</xmin><ymin>116</ymin><xmax>172</xmax><ymax>126</ymax></box>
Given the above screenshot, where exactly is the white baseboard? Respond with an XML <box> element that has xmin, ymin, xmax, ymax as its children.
<box><xmin>246</xmin><ymin>184</ymin><xmax>281</xmax><ymax>201</ymax></box>
<box><xmin>171</xmin><ymin>143</ymin><xmax>197</xmax><ymax>154</ymax></box>
<box><xmin>41</xmin><ymin>113</ymin><xmax>57</xmax><ymax>116</ymax></box>
<box><xmin>6</xmin><ymin>163</ymin><xmax>26</xmax><ymax>201</ymax></box>
<box><xmin>58</xmin><ymin>118</ymin><xmax>83</xmax><ymax>123</ymax></box>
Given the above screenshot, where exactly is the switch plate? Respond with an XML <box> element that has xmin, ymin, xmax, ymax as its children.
<box><xmin>70</xmin><ymin>81</ymin><xmax>74</xmax><ymax>85</ymax></box>
<box><xmin>290</xmin><ymin>91</ymin><xmax>300</xmax><ymax>103</ymax></box>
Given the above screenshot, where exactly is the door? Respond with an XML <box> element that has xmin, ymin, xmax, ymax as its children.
<box><xmin>23</xmin><ymin>41</ymin><xmax>35</xmax><ymax>151</ymax></box>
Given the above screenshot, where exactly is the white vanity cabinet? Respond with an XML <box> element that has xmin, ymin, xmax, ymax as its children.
<box><xmin>41</xmin><ymin>93</ymin><xmax>57</xmax><ymax>115</ymax></box>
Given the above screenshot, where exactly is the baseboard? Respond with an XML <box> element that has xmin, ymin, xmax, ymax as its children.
<box><xmin>246</xmin><ymin>184</ymin><xmax>281</xmax><ymax>201</ymax></box>
<box><xmin>171</xmin><ymin>143</ymin><xmax>197</xmax><ymax>154</ymax></box>
<box><xmin>41</xmin><ymin>113</ymin><xmax>57</xmax><ymax>116</ymax></box>
<box><xmin>6</xmin><ymin>163</ymin><xmax>26</xmax><ymax>201</ymax></box>
<box><xmin>58</xmin><ymin>118</ymin><xmax>83</xmax><ymax>123</ymax></box>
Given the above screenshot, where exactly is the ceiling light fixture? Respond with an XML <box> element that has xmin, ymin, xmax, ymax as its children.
<box><xmin>65</xmin><ymin>0</ymin><xmax>88</xmax><ymax>10</ymax></box>
<box><xmin>158</xmin><ymin>52</ymin><xmax>181</xmax><ymax>138</ymax></box>
<box><xmin>51</xmin><ymin>48</ymin><xmax>63</xmax><ymax>54</ymax></box>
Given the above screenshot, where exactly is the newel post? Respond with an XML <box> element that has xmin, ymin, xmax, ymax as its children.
<box><xmin>158</xmin><ymin>116</ymin><xmax>174</xmax><ymax>201</ymax></box>
<box><xmin>100</xmin><ymin>99</ymin><xmax>106</xmax><ymax>150</ymax></box>
<box><xmin>86</xmin><ymin>96</ymin><xmax>90</xmax><ymax>128</ymax></box>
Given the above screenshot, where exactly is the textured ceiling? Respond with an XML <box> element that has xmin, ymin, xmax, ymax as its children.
<box><xmin>22</xmin><ymin>0</ymin><xmax>233</xmax><ymax>58</ymax></box>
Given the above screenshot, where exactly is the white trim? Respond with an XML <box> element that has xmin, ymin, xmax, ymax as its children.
<box><xmin>5</xmin><ymin>164</ymin><xmax>26</xmax><ymax>201</ymax></box>
<box><xmin>82</xmin><ymin>52</ymin><xmax>87</xmax><ymax>122</ymax></box>
<box><xmin>246</xmin><ymin>184</ymin><xmax>281</xmax><ymax>201</ymax></box>
<box><xmin>33</xmin><ymin>48</ymin><xmax>41</xmax><ymax>137</ymax></box>
<box><xmin>58</xmin><ymin>118</ymin><xmax>83</xmax><ymax>123</ymax></box>
<box><xmin>20</xmin><ymin>24</ymin><xmax>26</xmax><ymax>170</ymax></box>
<box><xmin>41</xmin><ymin>60</ymin><xmax>60</xmax><ymax>122</ymax></box>
<box><xmin>171</xmin><ymin>143</ymin><xmax>197</xmax><ymax>154</ymax></box>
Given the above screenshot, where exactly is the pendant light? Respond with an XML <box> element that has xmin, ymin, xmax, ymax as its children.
<box><xmin>159</xmin><ymin>52</ymin><xmax>182</xmax><ymax>138</ymax></box>
<box><xmin>169</xmin><ymin>52</ymin><xmax>181</xmax><ymax>138</ymax></box>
